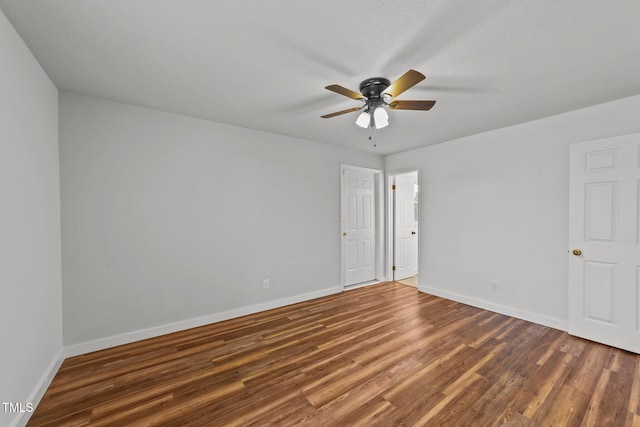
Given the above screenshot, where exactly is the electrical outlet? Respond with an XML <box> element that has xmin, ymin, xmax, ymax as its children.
<box><xmin>263</xmin><ymin>279</ymin><xmax>270</xmax><ymax>290</ymax></box>
<box><xmin>490</xmin><ymin>281</ymin><xmax>499</xmax><ymax>292</ymax></box>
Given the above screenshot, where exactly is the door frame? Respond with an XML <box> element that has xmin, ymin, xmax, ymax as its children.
<box><xmin>340</xmin><ymin>164</ymin><xmax>385</xmax><ymax>289</ymax></box>
<box><xmin>386</xmin><ymin>169</ymin><xmax>420</xmax><ymax>284</ymax></box>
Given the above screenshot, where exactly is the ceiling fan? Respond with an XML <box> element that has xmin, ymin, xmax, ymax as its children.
<box><xmin>321</xmin><ymin>69</ymin><xmax>436</xmax><ymax>130</ymax></box>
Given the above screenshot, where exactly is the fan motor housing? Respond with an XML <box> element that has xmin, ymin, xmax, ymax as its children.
<box><xmin>359</xmin><ymin>77</ymin><xmax>390</xmax><ymax>99</ymax></box>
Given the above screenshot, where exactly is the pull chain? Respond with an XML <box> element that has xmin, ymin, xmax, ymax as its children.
<box><xmin>369</xmin><ymin>119</ymin><xmax>376</xmax><ymax>148</ymax></box>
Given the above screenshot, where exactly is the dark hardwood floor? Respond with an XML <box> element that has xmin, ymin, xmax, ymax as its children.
<box><xmin>28</xmin><ymin>282</ymin><xmax>640</xmax><ymax>426</ymax></box>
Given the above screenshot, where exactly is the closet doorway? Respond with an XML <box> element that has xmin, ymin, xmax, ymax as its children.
<box><xmin>389</xmin><ymin>171</ymin><xmax>419</xmax><ymax>287</ymax></box>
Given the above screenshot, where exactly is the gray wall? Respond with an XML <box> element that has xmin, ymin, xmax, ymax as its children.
<box><xmin>0</xmin><ymin>10</ymin><xmax>62</xmax><ymax>427</ymax></box>
<box><xmin>59</xmin><ymin>92</ymin><xmax>384</xmax><ymax>353</ymax></box>
<box><xmin>386</xmin><ymin>94</ymin><xmax>640</xmax><ymax>329</ymax></box>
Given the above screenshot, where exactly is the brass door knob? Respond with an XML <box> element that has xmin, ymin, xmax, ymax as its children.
<box><xmin>342</xmin><ymin>232</ymin><xmax>347</xmax><ymax>236</ymax></box>
<box><xmin>572</xmin><ymin>249</ymin><xmax>582</xmax><ymax>256</ymax></box>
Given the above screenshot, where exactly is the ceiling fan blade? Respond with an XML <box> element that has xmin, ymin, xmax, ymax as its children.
<box><xmin>321</xmin><ymin>106</ymin><xmax>362</xmax><ymax>118</ymax></box>
<box><xmin>388</xmin><ymin>100</ymin><xmax>436</xmax><ymax>111</ymax></box>
<box><xmin>325</xmin><ymin>84</ymin><xmax>365</xmax><ymax>100</ymax></box>
<box><xmin>383</xmin><ymin>69</ymin><xmax>426</xmax><ymax>99</ymax></box>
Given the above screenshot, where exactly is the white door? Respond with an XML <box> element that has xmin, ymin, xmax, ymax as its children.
<box><xmin>343</xmin><ymin>168</ymin><xmax>376</xmax><ymax>286</ymax></box>
<box><xmin>568</xmin><ymin>134</ymin><xmax>640</xmax><ymax>354</ymax></box>
<box><xmin>394</xmin><ymin>173</ymin><xmax>418</xmax><ymax>280</ymax></box>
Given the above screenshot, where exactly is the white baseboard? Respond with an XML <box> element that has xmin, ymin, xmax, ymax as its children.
<box><xmin>64</xmin><ymin>285</ymin><xmax>343</xmax><ymax>357</ymax></box>
<box><xmin>344</xmin><ymin>280</ymin><xmax>383</xmax><ymax>291</ymax></box>
<box><xmin>419</xmin><ymin>285</ymin><xmax>568</xmax><ymax>332</ymax></box>
<box><xmin>13</xmin><ymin>348</ymin><xmax>65</xmax><ymax>427</ymax></box>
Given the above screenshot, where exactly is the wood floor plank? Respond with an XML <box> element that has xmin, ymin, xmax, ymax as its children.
<box><xmin>599</xmin><ymin>367</ymin><xmax>636</xmax><ymax>425</ymax></box>
<box><xmin>27</xmin><ymin>282</ymin><xmax>640</xmax><ymax>426</ymax></box>
<box><xmin>414</xmin><ymin>343</ymin><xmax>507</xmax><ymax>425</ymax></box>
<box><xmin>299</xmin><ymin>358</ymin><xmax>422</xmax><ymax>425</ymax></box>
<box><xmin>581</xmin><ymin>367</ymin><xmax>615</xmax><ymax>426</ymax></box>
<box><xmin>564</xmin><ymin>342</ymin><xmax>611</xmax><ymax>394</ymax></box>
<box><xmin>630</xmin><ymin>355</ymin><xmax>640</xmax><ymax>415</ymax></box>
<box><xmin>472</xmin><ymin>368</ymin><xmax>534</xmax><ymax>425</ymax></box>
<box><xmin>429</xmin><ymin>375</ymin><xmax>488</xmax><ymax>426</ymax></box>
<box><xmin>328</xmin><ymin>395</ymin><xmax>395</xmax><ymax>427</ymax></box>
<box><xmin>540</xmin><ymin>383</ymin><xmax>590</xmax><ymax>426</ymax></box>
<box><xmin>511</xmin><ymin>349</ymin><xmax>573</xmax><ymax>419</ymax></box>
<box><xmin>381</xmin><ymin>343</ymin><xmax>468</xmax><ymax>404</ymax></box>
<box><xmin>89</xmin><ymin>393</ymin><xmax>174</xmax><ymax>427</ymax></box>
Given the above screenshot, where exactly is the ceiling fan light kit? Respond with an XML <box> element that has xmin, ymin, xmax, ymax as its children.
<box><xmin>373</xmin><ymin>107</ymin><xmax>389</xmax><ymax>129</ymax></box>
<box><xmin>322</xmin><ymin>69</ymin><xmax>436</xmax><ymax>138</ymax></box>
<box><xmin>355</xmin><ymin>111</ymin><xmax>371</xmax><ymax>128</ymax></box>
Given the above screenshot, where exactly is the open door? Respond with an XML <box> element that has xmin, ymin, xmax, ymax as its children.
<box><xmin>391</xmin><ymin>171</ymin><xmax>419</xmax><ymax>283</ymax></box>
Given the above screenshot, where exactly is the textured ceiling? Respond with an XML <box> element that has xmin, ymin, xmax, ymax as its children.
<box><xmin>2</xmin><ymin>0</ymin><xmax>640</xmax><ymax>155</ymax></box>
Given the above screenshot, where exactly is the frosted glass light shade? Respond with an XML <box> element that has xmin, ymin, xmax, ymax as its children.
<box><xmin>355</xmin><ymin>111</ymin><xmax>370</xmax><ymax>128</ymax></box>
<box><xmin>373</xmin><ymin>107</ymin><xmax>389</xmax><ymax>129</ymax></box>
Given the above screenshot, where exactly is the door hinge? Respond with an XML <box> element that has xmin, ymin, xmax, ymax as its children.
<box><xmin>392</xmin><ymin>265</ymin><xmax>396</xmax><ymax>271</ymax></box>
<box><xmin>392</xmin><ymin>185</ymin><xmax>396</xmax><ymax>190</ymax></box>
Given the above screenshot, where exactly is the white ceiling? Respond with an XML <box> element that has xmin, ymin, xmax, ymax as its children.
<box><xmin>2</xmin><ymin>0</ymin><xmax>640</xmax><ymax>155</ymax></box>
